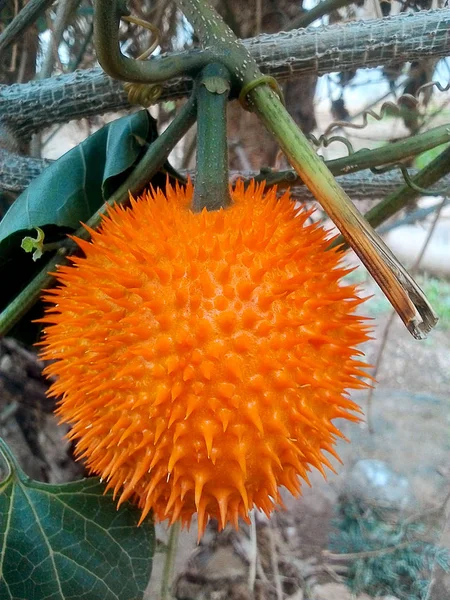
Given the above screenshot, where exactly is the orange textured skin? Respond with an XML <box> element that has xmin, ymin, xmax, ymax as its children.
<box><xmin>39</xmin><ymin>180</ymin><xmax>371</xmax><ymax>537</ymax></box>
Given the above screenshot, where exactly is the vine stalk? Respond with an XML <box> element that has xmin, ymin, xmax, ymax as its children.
<box><xmin>364</xmin><ymin>144</ymin><xmax>450</xmax><ymax>229</ymax></box>
<box><xmin>193</xmin><ymin>63</ymin><xmax>232</xmax><ymax>212</ymax></box>
<box><xmin>4</xmin><ymin>124</ymin><xmax>450</xmax><ymax>197</ymax></box>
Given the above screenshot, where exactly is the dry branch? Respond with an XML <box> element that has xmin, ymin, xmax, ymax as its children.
<box><xmin>2</xmin><ymin>145</ymin><xmax>448</xmax><ymax>202</ymax></box>
<box><xmin>0</xmin><ymin>9</ymin><xmax>449</xmax><ymax>139</ymax></box>
<box><xmin>0</xmin><ymin>0</ymin><xmax>56</xmax><ymax>54</ymax></box>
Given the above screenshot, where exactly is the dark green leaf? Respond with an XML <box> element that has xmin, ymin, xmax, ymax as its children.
<box><xmin>0</xmin><ymin>438</ymin><xmax>154</xmax><ymax>600</ymax></box>
<box><xmin>0</xmin><ymin>110</ymin><xmax>168</xmax><ymax>338</ymax></box>
<box><xmin>0</xmin><ymin>110</ymin><xmax>155</xmax><ymax>258</ymax></box>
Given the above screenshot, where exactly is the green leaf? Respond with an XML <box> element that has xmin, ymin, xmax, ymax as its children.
<box><xmin>0</xmin><ymin>438</ymin><xmax>154</xmax><ymax>600</ymax></box>
<box><xmin>0</xmin><ymin>110</ymin><xmax>156</xmax><ymax>258</ymax></box>
<box><xmin>0</xmin><ymin>109</ymin><xmax>173</xmax><ymax>338</ymax></box>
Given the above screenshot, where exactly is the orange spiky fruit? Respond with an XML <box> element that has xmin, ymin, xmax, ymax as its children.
<box><xmin>40</xmin><ymin>180</ymin><xmax>371</xmax><ymax>537</ymax></box>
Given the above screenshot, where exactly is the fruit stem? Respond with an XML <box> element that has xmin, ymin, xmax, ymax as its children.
<box><xmin>193</xmin><ymin>63</ymin><xmax>232</xmax><ymax>212</ymax></box>
<box><xmin>0</xmin><ymin>98</ymin><xmax>197</xmax><ymax>338</ymax></box>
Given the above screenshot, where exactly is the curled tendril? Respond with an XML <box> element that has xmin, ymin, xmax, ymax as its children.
<box><xmin>308</xmin><ymin>131</ymin><xmax>446</xmax><ymax>197</ymax></box>
<box><xmin>124</xmin><ymin>82</ymin><xmax>163</xmax><ymax>107</ymax></box>
<box><xmin>308</xmin><ymin>80</ymin><xmax>450</xmax><ymax>196</ymax></box>
<box><xmin>324</xmin><ymin>99</ymin><xmax>417</xmax><ymax>136</ymax></box>
<box><xmin>121</xmin><ymin>15</ymin><xmax>161</xmax><ymax>60</ymax></box>
<box><xmin>307</xmin><ymin>133</ymin><xmax>354</xmax><ymax>156</ymax></box>
<box><xmin>371</xmin><ymin>164</ymin><xmax>447</xmax><ymax>197</ymax></box>
<box><xmin>323</xmin><ymin>80</ymin><xmax>450</xmax><ymax>137</ymax></box>
<box><xmin>415</xmin><ymin>79</ymin><xmax>450</xmax><ymax>97</ymax></box>
<box><xmin>121</xmin><ymin>15</ymin><xmax>163</xmax><ymax>107</ymax></box>
<box><xmin>239</xmin><ymin>75</ymin><xmax>285</xmax><ymax>112</ymax></box>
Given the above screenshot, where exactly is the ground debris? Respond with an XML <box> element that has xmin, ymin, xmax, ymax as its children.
<box><xmin>0</xmin><ymin>337</ymin><xmax>83</xmax><ymax>483</ymax></box>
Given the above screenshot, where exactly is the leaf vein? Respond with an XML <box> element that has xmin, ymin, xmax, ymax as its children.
<box><xmin>0</xmin><ymin>481</ymin><xmax>14</xmax><ymax>600</ymax></box>
<box><xmin>19</xmin><ymin>484</ymin><xmax>65</xmax><ymax>600</ymax></box>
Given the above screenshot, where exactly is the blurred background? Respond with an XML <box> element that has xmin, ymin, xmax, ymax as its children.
<box><xmin>0</xmin><ymin>1</ymin><xmax>449</xmax><ymax>599</ymax></box>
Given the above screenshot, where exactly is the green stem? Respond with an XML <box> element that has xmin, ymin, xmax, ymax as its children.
<box><xmin>0</xmin><ymin>249</ymin><xmax>70</xmax><ymax>339</ymax></box>
<box><xmin>255</xmin><ymin>123</ymin><xmax>450</xmax><ymax>188</ymax></box>
<box><xmin>327</xmin><ymin>125</ymin><xmax>450</xmax><ymax>177</ymax></box>
<box><xmin>0</xmin><ymin>436</ymin><xmax>24</xmax><ymax>477</ymax></box>
<box><xmin>0</xmin><ymin>96</ymin><xmax>197</xmax><ymax>338</ymax></box>
<box><xmin>160</xmin><ymin>522</ymin><xmax>181</xmax><ymax>600</ymax></box>
<box><xmin>193</xmin><ymin>63</ymin><xmax>231</xmax><ymax>212</ymax></box>
<box><xmin>94</xmin><ymin>0</ymin><xmax>260</xmax><ymax>85</ymax></box>
<box><xmin>364</xmin><ymin>143</ymin><xmax>450</xmax><ymax>229</ymax></box>
<box><xmin>94</xmin><ymin>0</ymin><xmax>213</xmax><ymax>83</ymax></box>
<box><xmin>250</xmin><ymin>86</ymin><xmax>373</xmax><ymax>236</ymax></box>
<box><xmin>332</xmin><ymin>143</ymin><xmax>450</xmax><ymax>247</ymax></box>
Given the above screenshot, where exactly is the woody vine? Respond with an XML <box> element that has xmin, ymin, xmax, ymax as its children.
<box><xmin>0</xmin><ymin>1</ymin><xmax>446</xmax><ymax>599</ymax></box>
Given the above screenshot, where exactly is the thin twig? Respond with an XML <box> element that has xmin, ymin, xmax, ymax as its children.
<box><xmin>322</xmin><ymin>562</ymin><xmax>347</xmax><ymax>582</ymax></box>
<box><xmin>255</xmin><ymin>0</ymin><xmax>262</xmax><ymax>35</ymax></box>
<box><xmin>248</xmin><ymin>509</ymin><xmax>258</xmax><ymax>592</ymax></box>
<box><xmin>268</xmin><ymin>522</ymin><xmax>284</xmax><ymax>600</ymax></box>
<box><xmin>181</xmin><ymin>132</ymin><xmax>197</xmax><ymax>170</ymax></box>
<box><xmin>365</xmin><ymin>309</ymin><xmax>395</xmax><ymax>433</ymax></box>
<box><xmin>230</xmin><ymin>139</ymin><xmax>252</xmax><ymax>172</ymax></box>
<box><xmin>0</xmin><ymin>0</ymin><xmax>55</xmax><ymax>53</ymax></box>
<box><xmin>256</xmin><ymin>553</ymin><xmax>269</xmax><ymax>584</ymax></box>
<box><xmin>39</xmin><ymin>0</ymin><xmax>80</xmax><ymax>79</ymax></box>
<box><xmin>161</xmin><ymin>522</ymin><xmax>181</xmax><ymax>600</ymax></box>
<box><xmin>69</xmin><ymin>18</ymin><xmax>94</xmax><ymax>71</ymax></box>
<box><xmin>324</xmin><ymin>540</ymin><xmax>411</xmax><ymax>561</ymax></box>
<box><xmin>412</xmin><ymin>199</ymin><xmax>447</xmax><ymax>270</ymax></box>
<box><xmin>0</xmin><ymin>401</ymin><xmax>19</xmax><ymax>424</ymax></box>
<box><xmin>403</xmin><ymin>488</ymin><xmax>450</xmax><ymax>527</ymax></box>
